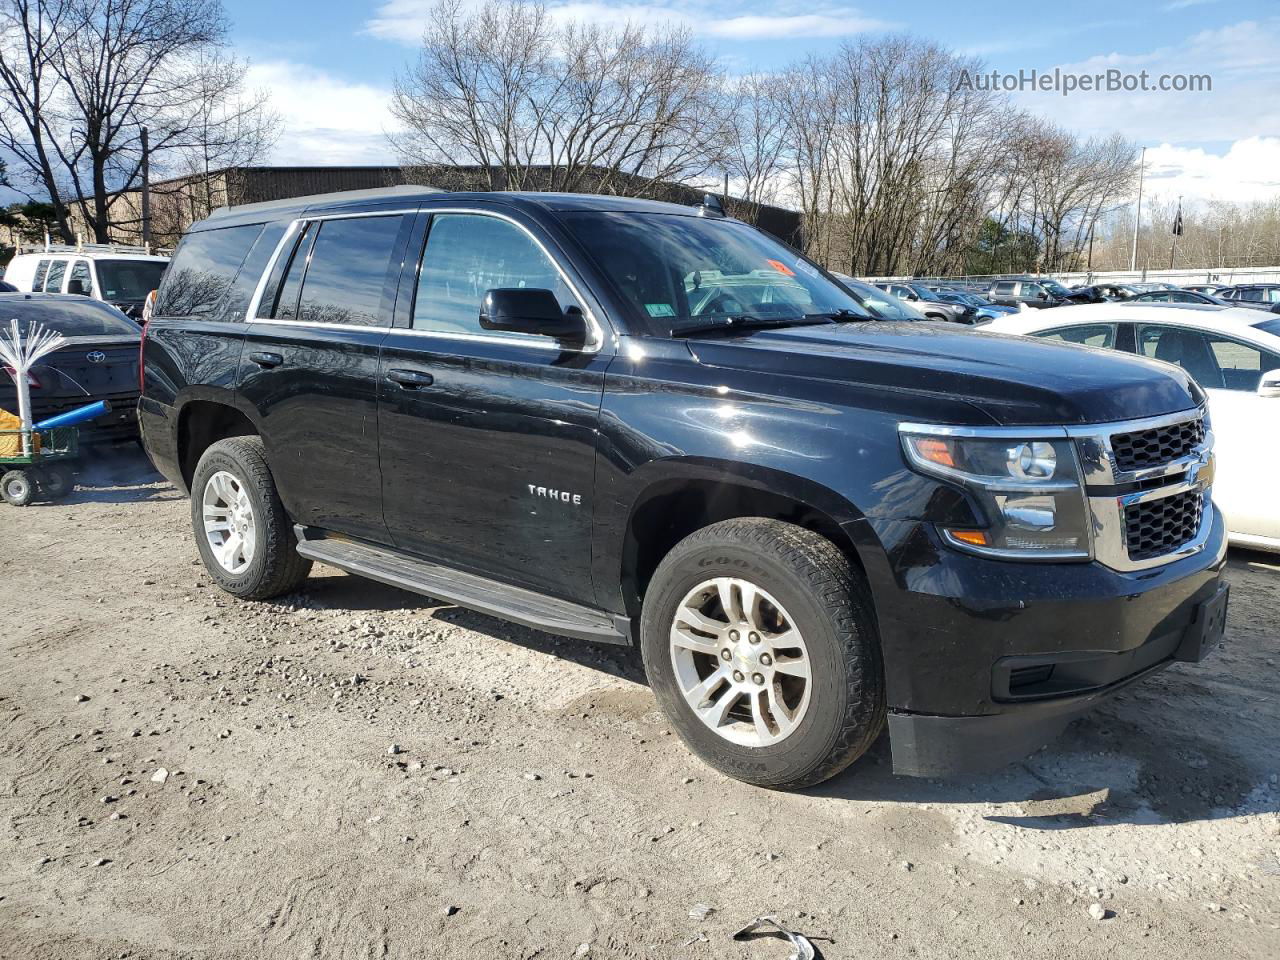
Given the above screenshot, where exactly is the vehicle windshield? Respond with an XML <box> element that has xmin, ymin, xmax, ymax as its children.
<box><xmin>911</xmin><ymin>286</ymin><xmax>944</xmax><ymax>302</ymax></box>
<box><xmin>560</xmin><ymin>211</ymin><xmax>869</xmax><ymax>329</ymax></box>
<box><xmin>1040</xmin><ymin>279</ymin><xmax>1071</xmax><ymax>297</ymax></box>
<box><xmin>96</xmin><ymin>259</ymin><xmax>168</xmax><ymax>302</ymax></box>
<box><xmin>0</xmin><ymin>297</ymin><xmax>139</xmax><ymax>336</ymax></box>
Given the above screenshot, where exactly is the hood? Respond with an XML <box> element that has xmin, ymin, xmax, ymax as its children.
<box><xmin>684</xmin><ymin>321</ymin><xmax>1203</xmax><ymax>426</ymax></box>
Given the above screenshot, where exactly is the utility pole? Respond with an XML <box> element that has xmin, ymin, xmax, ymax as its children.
<box><xmin>1129</xmin><ymin>146</ymin><xmax>1146</xmax><ymax>273</ymax></box>
<box><xmin>1169</xmin><ymin>196</ymin><xmax>1182</xmax><ymax>270</ymax></box>
<box><xmin>140</xmin><ymin>126</ymin><xmax>152</xmax><ymax>250</ymax></box>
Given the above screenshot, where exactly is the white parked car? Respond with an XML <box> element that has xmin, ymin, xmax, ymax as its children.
<box><xmin>5</xmin><ymin>243</ymin><xmax>168</xmax><ymax>321</ymax></box>
<box><xmin>983</xmin><ymin>302</ymin><xmax>1280</xmax><ymax>553</ymax></box>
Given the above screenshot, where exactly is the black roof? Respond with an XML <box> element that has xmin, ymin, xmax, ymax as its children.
<box><xmin>198</xmin><ymin>186</ymin><xmax>717</xmax><ymax>231</ymax></box>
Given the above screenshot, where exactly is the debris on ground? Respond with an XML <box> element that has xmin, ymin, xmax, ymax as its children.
<box><xmin>731</xmin><ymin>916</ymin><xmax>816</xmax><ymax>960</ymax></box>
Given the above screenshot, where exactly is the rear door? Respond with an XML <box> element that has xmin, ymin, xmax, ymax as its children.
<box><xmin>377</xmin><ymin>207</ymin><xmax>611</xmax><ymax>605</ymax></box>
<box><xmin>240</xmin><ymin>209</ymin><xmax>414</xmax><ymax>544</ymax></box>
<box><xmin>1136</xmin><ymin>324</ymin><xmax>1280</xmax><ymax>541</ymax></box>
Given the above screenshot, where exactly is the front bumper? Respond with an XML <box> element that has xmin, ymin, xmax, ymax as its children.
<box><xmin>855</xmin><ymin>504</ymin><xmax>1228</xmax><ymax>777</ymax></box>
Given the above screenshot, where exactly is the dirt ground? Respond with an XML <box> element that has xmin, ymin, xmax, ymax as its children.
<box><xmin>1</xmin><ymin>448</ymin><xmax>1277</xmax><ymax>960</ymax></box>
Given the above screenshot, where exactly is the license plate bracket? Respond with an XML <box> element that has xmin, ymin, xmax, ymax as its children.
<box><xmin>1176</xmin><ymin>584</ymin><xmax>1229</xmax><ymax>663</ymax></box>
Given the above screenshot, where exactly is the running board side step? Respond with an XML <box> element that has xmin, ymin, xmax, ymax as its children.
<box><xmin>293</xmin><ymin>527</ymin><xmax>631</xmax><ymax>646</ymax></box>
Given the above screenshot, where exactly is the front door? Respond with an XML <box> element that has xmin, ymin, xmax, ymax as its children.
<box><xmin>239</xmin><ymin>211</ymin><xmax>415</xmax><ymax>544</ymax></box>
<box><xmin>378</xmin><ymin>209</ymin><xmax>612</xmax><ymax>606</ymax></box>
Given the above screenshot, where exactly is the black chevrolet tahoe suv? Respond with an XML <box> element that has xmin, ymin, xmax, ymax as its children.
<box><xmin>139</xmin><ymin>186</ymin><xmax>1228</xmax><ymax>790</ymax></box>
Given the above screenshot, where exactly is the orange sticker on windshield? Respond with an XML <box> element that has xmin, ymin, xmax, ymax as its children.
<box><xmin>765</xmin><ymin>258</ymin><xmax>796</xmax><ymax>276</ymax></box>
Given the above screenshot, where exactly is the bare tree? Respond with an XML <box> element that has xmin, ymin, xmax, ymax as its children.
<box><xmin>389</xmin><ymin>0</ymin><xmax>726</xmax><ymax>196</ymax></box>
<box><xmin>0</xmin><ymin>0</ymin><xmax>275</xmax><ymax>242</ymax></box>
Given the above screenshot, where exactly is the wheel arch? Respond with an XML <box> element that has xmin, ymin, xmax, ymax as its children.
<box><xmin>176</xmin><ymin>398</ymin><xmax>259</xmax><ymax>492</ymax></box>
<box><xmin>615</xmin><ymin>459</ymin><xmax>871</xmax><ymax>623</ymax></box>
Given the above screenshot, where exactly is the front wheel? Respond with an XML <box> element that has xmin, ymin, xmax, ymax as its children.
<box><xmin>1</xmin><ymin>469</ymin><xmax>34</xmax><ymax>506</ymax></box>
<box><xmin>191</xmin><ymin>436</ymin><xmax>312</xmax><ymax>600</ymax></box>
<box><xmin>640</xmin><ymin>518</ymin><xmax>885</xmax><ymax>790</ymax></box>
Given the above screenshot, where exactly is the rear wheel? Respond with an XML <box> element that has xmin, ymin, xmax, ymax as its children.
<box><xmin>640</xmin><ymin>518</ymin><xmax>885</xmax><ymax>789</ymax></box>
<box><xmin>191</xmin><ymin>437</ymin><xmax>311</xmax><ymax>599</ymax></box>
<box><xmin>1</xmin><ymin>469</ymin><xmax>34</xmax><ymax>507</ymax></box>
<box><xmin>37</xmin><ymin>464</ymin><xmax>74</xmax><ymax>500</ymax></box>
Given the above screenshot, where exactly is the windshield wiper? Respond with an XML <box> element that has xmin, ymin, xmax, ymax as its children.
<box><xmin>672</xmin><ymin>314</ymin><xmax>833</xmax><ymax>336</ymax></box>
<box><xmin>804</xmin><ymin>308</ymin><xmax>867</xmax><ymax>322</ymax></box>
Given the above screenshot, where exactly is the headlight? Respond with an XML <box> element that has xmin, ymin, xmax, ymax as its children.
<box><xmin>899</xmin><ymin>426</ymin><xmax>1091</xmax><ymax>560</ymax></box>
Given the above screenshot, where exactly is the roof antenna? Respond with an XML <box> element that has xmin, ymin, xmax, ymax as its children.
<box><xmin>699</xmin><ymin>194</ymin><xmax>724</xmax><ymax>218</ymax></box>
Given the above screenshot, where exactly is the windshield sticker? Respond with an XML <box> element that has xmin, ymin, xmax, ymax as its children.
<box><xmin>792</xmin><ymin>259</ymin><xmax>821</xmax><ymax>279</ymax></box>
<box><xmin>645</xmin><ymin>303</ymin><xmax>676</xmax><ymax>317</ymax></box>
<box><xmin>765</xmin><ymin>259</ymin><xmax>796</xmax><ymax>277</ymax></box>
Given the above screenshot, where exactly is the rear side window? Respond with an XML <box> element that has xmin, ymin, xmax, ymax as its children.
<box><xmin>156</xmin><ymin>224</ymin><xmax>265</xmax><ymax>319</ymax></box>
<box><xmin>44</xmin><ymin>259</ymin><xmax>67</xmax><ymax>292</ymax></box>
<box><xmin>992</xmin><ymin>281</ymin><xmax>1014</xmax><ymax>294</ymax></box>
<box><xmin>294</xmin><ymin>216</ymin><xmax>405</xmax><ymax>327</ymax></box>
<box><xmin>32</xmin><ymin>259</ymin><xmax>50</xmax><ymax>290</ymax></box>
<box><xmin>1238</xmin><ymin>288</ymin><xmax>1263</xmax><ymax>302</ymax></box>
<box><xmin>1035</xmin><ymin>324</ymin><xmax>1116</xmax><ymax>349</ymax></box>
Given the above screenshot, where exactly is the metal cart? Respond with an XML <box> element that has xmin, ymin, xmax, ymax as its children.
<box><xmin>0</xmin><ymin>426</ymin><xmax>79</xmax><ymax>505</ymax></box>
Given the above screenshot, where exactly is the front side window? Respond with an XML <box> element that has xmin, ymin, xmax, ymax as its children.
<box><xmin>1035</xmin><ymin>324</ymin><xmax>1116</xmax><ymax>349</ymax></box>
<box><xmin>156</xmin><ymin>225</ymin><xmax>263</xmax><ymax>318</ymax></box>
<box><xmin>294</xmin><ymin>215</ymin><xmax>405</xmax><ymax>327</ymax></box>
<box><xmin>1020</xmin><ymin>283</ymin><xmax>1044</xmax><ymax>298</ymax></box>
<box><xmin>414</xmin><ymin>213</ymin><xmax>576</xmax><ymax>336</ymax></box>
<box><xmin>1238</xmin><ymin>288</ymin><xmax>1263</xmax><ymax>302</ymax></box>
<box><xmin>44</xmin><ymin>259</ymin><xmax>67</xmax><ymax>292</ymax></box>
<box><xmin>1267</xmin><ymin>288</ymin><xmax>1280</xmax><ymax>304</ymax></box>
<box><xmin>68</xmin><ymin>260</ymin><xmax>92</xmax><ymax>294</ymax></box>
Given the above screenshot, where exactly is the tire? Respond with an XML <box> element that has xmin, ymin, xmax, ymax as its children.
<box><xmin>640</xmin><ymin>518</ymin><xmax>885</xmax><ymax>790</ymax></box>
<box><xmin>190</xmin><ymin>436</ymin><xmax>312</xmax><ymax>600</ymax></box>
<box><xmin>1</xmin><ymin>469</ymin><xmax>35</xmax><ymax>506</ymax></box>
<box><xmin>36</xmin><ymin>464</ymin><xmax>74</xmax><ymax>500</ymax></box>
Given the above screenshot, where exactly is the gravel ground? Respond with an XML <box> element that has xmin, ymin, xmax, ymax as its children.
<box><xmin>1</xmin><ymin>447</ymin><xmax>1277</xmax><ymax>960</ymax></box>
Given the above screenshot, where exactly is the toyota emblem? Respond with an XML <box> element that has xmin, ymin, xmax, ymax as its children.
<box><xmin>87</xmin><ymin>350</ymin><xmax>106</xmax><ymax>363</ymax></box>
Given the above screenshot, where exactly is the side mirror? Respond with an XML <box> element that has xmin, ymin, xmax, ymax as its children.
<box><xmin>1259</xmin><ymin>369</ymin><xmax>1280</xmax><ymax>399</ymax></box>
<box><xmin>905</xmin><ymin>293</ymin><xmax>919</xmax><ymax>301</ymax></box>
<box><xmin>1036</xmin><ymin>291</ymin><xmax>1048</xmax><ymax>300</ymax></box>
<box><xmin>479</xmin><ymin>288</ymin><xmax>587</xmax><ymax>341</ymax></box>
<box><xmin>67</xmin><ymin>278</ymin><xmax>90</xmax><ymax>296</ymax></box>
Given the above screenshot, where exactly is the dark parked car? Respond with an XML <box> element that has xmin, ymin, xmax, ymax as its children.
<box><xmin>1219</xmin><ymin>284</ymin><xmax>1280</xmax><ymax>311</ymax></box>
<box><xmin>0</xmin><ymin>294</ymin><xmax>141</xmax><ymax>443</ymax></box>
<box><xmin>140</xmin><ymin>188</ymin><xmax>1227</xmax><ymax>790</ymax></box>
<box><xmin>874</xmin><ymin>282</ymin><xmax>978</xmax><ymax>323</ymax></box>
<box><xmin>1064</xmin><ymin>283</ymin><xmax>1139</xmax><ymax>304</ymax></box>
<box><xmin>985</xmin><ymin>277</ymin><xmax>1072</xmax><ymax>308</ymax></box>
<box><xmin>1129</xmin><ymin>289</ymin><xmax>1275</xmax><ymax>313</ymax></box>
<box><xmin>1182</xmin><ymin>284</ymin><xmax>1229</xmax><ymax>296</ymax></box>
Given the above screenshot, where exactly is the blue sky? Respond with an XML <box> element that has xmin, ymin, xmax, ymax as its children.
<box><xmin>194</xmin><ymin>0</ymin><xmax>1280</xmax><ymax>205</ymax></box>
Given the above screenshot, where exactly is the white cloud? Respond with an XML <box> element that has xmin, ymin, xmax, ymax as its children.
<box><xmin>365</xmin><ymin>0</ymin><xmax>893</xmax><ymax>44</ymax></box>
<box><xmin>1141</xmin><ymin>138</ymin><xmax>1280</xmax><ymax>206</ymax></box>
<box><xmin>1010</xmin><ymin>18</ymin><xmax>1280</xmax><ymax>146</ymax></box>
<box><xmin>1163</xmin><ymin>0</ymin><xmax>1222</xmax><ymax>10</ymax></box>
<box><xmin>245</xmin><ymin>61</ymin><xmax>398</xmax><ymax>165</ymax></box>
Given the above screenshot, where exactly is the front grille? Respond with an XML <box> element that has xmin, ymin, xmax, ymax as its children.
<box><xmin>1124</xmin><ymin>490</ymin><xmax>1204</xmax><ymax>562</ymax></box>
<box><xmin>1111</xmin><ymin>417</ymin><xmax>1204</xmax><ymax>472</ymax></box>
